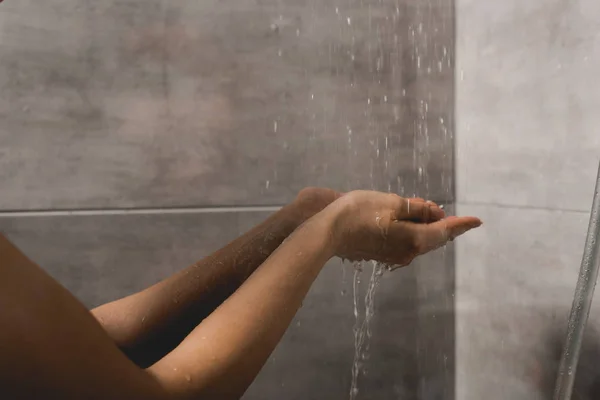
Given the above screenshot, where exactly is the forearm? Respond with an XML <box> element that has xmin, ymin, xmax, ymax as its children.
<box><xmin>148</xmin><ymin>210</ymin><xmax>337</xmax><ymax>400</ymax></box>
<box><xmin>92</xmin><ymin>202</ymin><xmax>305</xmax><ymax>367</ymax></box>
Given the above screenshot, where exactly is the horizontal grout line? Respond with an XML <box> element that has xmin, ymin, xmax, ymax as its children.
<box><xmin>0</xmin><ymin>197</ymin><xmax>455</xmax><ymax>218</ymax></box>
<box><xmin>457</xmin><ymin>201</ymin><xmax>590</xmax><ymax>214</ymax></box>
<box><xmin>0</xmin><ymin>205</ymin><xmax>284</xmax><ymax>218</ymax></box>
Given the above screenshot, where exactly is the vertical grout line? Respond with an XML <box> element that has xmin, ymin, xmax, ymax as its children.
<box><xmin>450</xmin><ymin>0</ymin><xmax>458</xmax><ymax>398</ymax></box>
<box><xmin>450</xmin><ymin>0</ymin><xmax>457</xmax><ymax>207</ymax></box>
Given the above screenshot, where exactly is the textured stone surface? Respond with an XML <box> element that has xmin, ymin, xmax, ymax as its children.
<box><xmin>456</xmin><ymin>204</ymin><xmax>600</xmax><ymax>400</ymax></box>
<box><xmin>456</xmin><ymin>0</ymin><xmax>600</xmax><ymax>211</ymax></box>
<box><xmin>0</xmin><ymin>0</ymin><xmax>454</xmax><ymax>209</ymax></box>
<box><xmin>456</xmin><ymin>1</ymin><xmax>600</xmax><ymax>398</ymax></box>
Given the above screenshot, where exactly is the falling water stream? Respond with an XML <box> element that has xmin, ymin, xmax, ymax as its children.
<box><xmin>264</xmin><ymin>0</ymin><xmax>453</xmax><ymax>397</ymax></box>
<box><xmin>349</xmin><ymin>261</ymin><xmax>386</xmax><ymax>400</ymax></box>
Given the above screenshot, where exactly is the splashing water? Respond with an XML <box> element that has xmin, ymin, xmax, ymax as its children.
<box><xmin>341</xmin><ymin>258</ymin><xmax>348</xmax><ymax>296</ymax></box>
<box><xmin>349</xmin><ymin>261</ymin><xmax>385</xmax><ymax>400</ymax></box>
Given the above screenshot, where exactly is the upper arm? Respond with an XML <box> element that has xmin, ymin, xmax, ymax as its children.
<box><xmin>0</xmin><ymin>235</ymin><xmax>169</xmax><ymax>400</ymax></box>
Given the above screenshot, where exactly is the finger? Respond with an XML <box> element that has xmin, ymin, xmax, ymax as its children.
<box><xmin>406</xmin><ymin>198</ymin><xmax>444</xmax><ymax>208</ymax></box>
<box><xmin>396</xmin><ymin>197</ymin><xmax>445</xmax><ymax>222</ymax></box>
<box><xmin>425</xmin><ymin>200</ymin><xmax>446</xmax><ymax>216</ymax></box>
<box><xmin>417</xmin><ymin>216</ymin><xmax>482</xmax><ymax>252</ymax></box>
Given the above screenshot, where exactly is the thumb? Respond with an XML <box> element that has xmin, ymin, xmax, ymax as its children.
<box><xmin>417</xmin><ymin>216</ymin><xmax>482</xmax><ymax>252</ymax></box>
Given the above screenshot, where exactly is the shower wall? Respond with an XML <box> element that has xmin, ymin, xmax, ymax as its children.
<box><xmin>456</xmin><ymin>0</ymin><xmax>600</xmax><ymax>399</ymax></box>
<box><xmin>0</xmin><ymin>1</ymin><xmax>455</xmax><ymax>399</ymax></box>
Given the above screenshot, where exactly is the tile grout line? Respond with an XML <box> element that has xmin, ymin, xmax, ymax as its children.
<box><xmin>0</xmin><ymin>205</ymin><xmax>284</xmax><ymax>218</ymax></box>
<box><xmin>457</xmin><ymin>200</ymin><xmax>591</xmax><ymax>214</ymax></box>
<box><xmin>2</xmin><ymin>200</ymin><xmax>582</xmax><ymax>217</ymax></box>
<box><xmin>0</xmin><ymin>197</ymin><xmax>456</xmax><ymax>218</ymax></box>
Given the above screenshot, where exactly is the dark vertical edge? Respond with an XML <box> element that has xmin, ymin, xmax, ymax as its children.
<box><xmin>450</xmin><ymin>0</ymin><xmax>458</xmax><ymax>396</ymax></box>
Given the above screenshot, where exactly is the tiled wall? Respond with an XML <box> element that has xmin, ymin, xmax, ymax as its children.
<box><xmin>0</xmin><ymin>1</ymin><xmax>455</xmax><ymax>399</ymax></box>
<box><xmin>456</xmin><ymin>0</ymin><xmax>600</xmax><ymax>398</ymax></box>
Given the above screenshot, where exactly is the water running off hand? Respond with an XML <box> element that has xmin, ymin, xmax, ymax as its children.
<box><xmin>349</xmin><ymin>261</ymin><xmax>385</xmax><ymax>400</ymax></box>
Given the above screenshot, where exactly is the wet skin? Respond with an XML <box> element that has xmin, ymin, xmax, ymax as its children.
<box><xmin>0</xmin><ymin>188</ymin><xmax>481</xmax><ymax>400</ymax></box>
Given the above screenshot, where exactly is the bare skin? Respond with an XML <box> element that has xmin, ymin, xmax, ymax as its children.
<box><xmin>0</xmin><ymin>188</ymin><xmax>481</xmax><ymax>400</ymax></box>
<box><xmin>92</xmin><ymin>188</ymin><xmax>342</xmax><ymax>367</ymax></box>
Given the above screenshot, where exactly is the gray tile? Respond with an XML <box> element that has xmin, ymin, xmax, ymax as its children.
<box><xmin>456</xmin><ymin>204</ymin><xmax>600</xmax><ymax>400</ymax></box>
<box><xmin>1</xmin><ymin>212</ymin><xmax>261</xmax><ymax>307</ymax></box>
<box><xmin>456</xmin><ymin>0</ymin><xmax>600</xmax><ymax>211</ymax></box>
<box><xmin>1</xmin><ymin>208</ymin><xmax>455</xmax><ymax>399</ymax></box>
<box><xmin>0</xmin><ymin>0</ymin><xmax>454</xmax><ymax>210</ymax></box>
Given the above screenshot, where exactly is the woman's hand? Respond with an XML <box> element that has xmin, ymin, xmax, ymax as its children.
<box><xmin>326</xmin><ymin>190</ymin><xmax>481</xmax><ymax>268</ymax></box>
